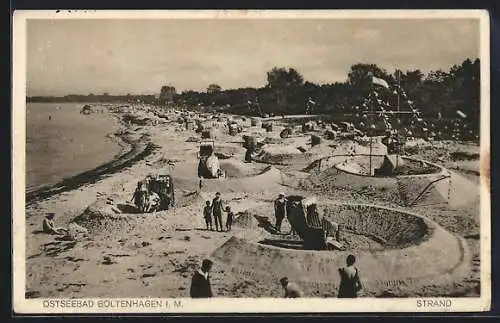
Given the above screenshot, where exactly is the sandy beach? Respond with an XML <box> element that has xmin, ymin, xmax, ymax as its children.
<box><xmin>24</xmin><ymin>103</ymin><xmax>481</xmax><ymax>299</ymax></box>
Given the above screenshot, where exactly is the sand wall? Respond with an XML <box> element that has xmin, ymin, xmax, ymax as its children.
<box><xmin>212</xmin><ymin>204</ymin><xmax>471</xmax><ymax>294</ymax></box>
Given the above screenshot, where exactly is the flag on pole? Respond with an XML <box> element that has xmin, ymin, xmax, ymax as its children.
<box><xmin>372</xmin><ymin>76</ymin><xmax>389</xmax><ymax>88</ymax></box>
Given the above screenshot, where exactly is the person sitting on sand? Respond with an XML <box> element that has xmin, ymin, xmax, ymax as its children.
<box><xmin>279</xmin><ymin>277</ymin><xmax>303</xmax><ymax>298</ymax></box>
<box><xmin>190</xmin><ymin>259</ymin><xmax>214</xmax><ymax>298</ymax></box>
<box><xmin>338</xmin><ymin>254</ymin><xmax>363</xmax><ymax>298</ymax></box>
<box><xmin>225</xmin><ymin>206</ymin><xmax>234</xmax><ymax>232</ymax></box>
<box><xmin>203</xmin><ymin>201</ymin><xmax>213</xmax><ymax>231</ymax></box>
<box><xmin>212</xmin><ymin>192</ymin><xmax>224</xmax><ymax>232</ymax></box>
<box><xmin>42</xmin><ymin>213</ymin><xmax>68</xmax><ymax>235</ymax></box>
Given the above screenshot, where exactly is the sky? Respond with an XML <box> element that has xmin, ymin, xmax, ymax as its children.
<box><xmin>26</xmin><ymin>18</ymin><xmax>480</xmax><ymax>96</ymax></box>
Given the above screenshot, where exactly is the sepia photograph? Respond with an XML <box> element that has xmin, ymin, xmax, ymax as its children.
<box><xmin>12</xmin><ymin>10</ymin><xmax>490</xmax><ymax>313</ymax></box>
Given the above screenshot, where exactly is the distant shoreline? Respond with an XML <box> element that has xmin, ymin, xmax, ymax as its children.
<box><xmin>25</xmin><ymin>109</ymin><xmax>157</xmax><ymax>204</ymax></box>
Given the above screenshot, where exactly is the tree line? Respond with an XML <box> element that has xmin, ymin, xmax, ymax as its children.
<box><xmin>28</xmin><ymin>58</ymin><xmax>480</xmax><ymax>134</ymax></box>
<box><xmin>164</xmin><ymin>58</ymin><xmax>479</xmax><ymax>122</ymax></box>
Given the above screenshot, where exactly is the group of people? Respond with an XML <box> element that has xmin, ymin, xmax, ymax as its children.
<box><xmin>131</xmin><ymin>174</ymin><xmax>174</xmax><ymax>213</ymax></box>
<box><xmin>202</xmin><ymin>192</ymin><xmax>234</xmax><ymax>232</ymax></box>
<box><xmin>190</xmin><ymin>254</ymin><xmax>363</xmax><ymax>298</ymax></box>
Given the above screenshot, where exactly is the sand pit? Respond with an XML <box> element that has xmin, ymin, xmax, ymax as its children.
<box><xmin>212</xmin><ymin>203</ymin><xmax>470</xmax><ymax>296</ymax></box>
<box><xmin>333</xmin><ymin>154</ymin><xmax>441</xmax><ymax>177</ymax></box>
<box><xmin>72</xmin><ymin>196</ymin><xmax>145</xmax><ymax>236</ymax></box>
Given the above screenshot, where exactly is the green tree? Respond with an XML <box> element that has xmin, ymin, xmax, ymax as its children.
<box><xmin>266</xmin><ymin>67</ymin><xmax>304</xmax><ymax>110</ymax></box>
<box><xmin>347</xmin><ymin>63</ymin><xmax>391</xmax><ymax>102</ymax></box>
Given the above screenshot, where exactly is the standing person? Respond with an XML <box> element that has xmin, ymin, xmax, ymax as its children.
<box><xmin>274</xmin><ymin>193</ymin><xmax>287</xmax><ymax>232</ymax></box>
<box><xmin>203</xmin><ymin>201</ymin><xmax>213</xmax><ymax>231</ymax></box>
<box><xmin>212</xmin><ymin>192</ymin><xmax>224</xmax><ymax>232</ymax></box>
<box><xmin>190</xmin><ymin>259</ymin><xmax>214</xmax><ymax>298</ymax></box>
<box><xmin>338</xmin><ymin>254</ymin><xmax>363</xmax><ymax>298</ymax></box>
<box><xmin>225</xmin><ymin>206</ymin><xmax>234</xmax><ymax>232</ymax></box>
<box><xmin>279</xmin><ymin>277</ymin><xmax>303</xmax><ymax>298</ymax></box>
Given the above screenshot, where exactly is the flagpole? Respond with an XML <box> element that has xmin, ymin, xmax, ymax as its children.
<box><xmin>369</xmin><ymin>87</ymin><xmax>373</xmax><ymax>176</ymax></box>
<box><xmin>396</xmin><ymin>71</ymin><xmax>400</xmax><ymax>168</ymax></box>
<box><xmin>397</xmin><ymin>71</ymin><xmax>400</xmax><ymax>112</ymax></box>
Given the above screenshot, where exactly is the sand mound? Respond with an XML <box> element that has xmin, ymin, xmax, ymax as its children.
<box><xmin>219</xmin><ymin>158</ymin><xmax>267</xmax><ymax>178</ymax></box>
<box><xmin>233</xmin><ymin>211</ymin><xmax>260</xmax><ymax>229</ymax></box>
<box><xmin>200</xmin><ymin>166</ymin><xmax>290</xmax><ymax>193</ymax></box>
<box><xmin>72</xmin><ymin>196</ymin><xmax>141</xmax><ymax>236</ymax></box>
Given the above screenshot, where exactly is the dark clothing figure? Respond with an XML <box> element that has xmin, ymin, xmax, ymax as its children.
<box><xmin>338</xmin><ymin>266</ymin><xmax>362</xmax><ymax>298</ymax></box>
<box><xmin>274</xmin><ymin>197</ymin><xmax>286</xmax><ymax>231</ymax></box>
<box><xmin>244</xmin><ymin>148</ymin><xmax>253</xmax><ymax>163</ymax></box>
<box><xmin>212</xmin><ymin>197</ymin><xmax>224</xmax><ymax>231</ymax></box>
<box><xmin>190</xmin><ymin>270</ymin><xmax>213</xmax><ymax>298</ymax></box>
<box><xmin>226</xmin><ymin>211</ymin><xmax>234</xmax><ymax>232</ymax></box>
<box><xmin>203</xmin><ymin>205</ymin><xmax>213</xmax><ymax>230</ymax></box>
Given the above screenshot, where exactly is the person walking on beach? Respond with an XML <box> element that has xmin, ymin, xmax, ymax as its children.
<box><xmin>225</xmin><ymin>206</ymin><xmax>234</xmax><ymax>232</ymax></box>
<box><xmin>338</xmin><ymin>254</ymin><xmax>363</xmax><ymax>298</ymax></box>
<box><xmin>274</xmin><ymin>193</ymin><xmax>287</xmax><ymax>232</ymax></box>
<box><xmin>212</xmin><ymin>192</ymin><xmax>224</xmax><ymax>232</ymax></box>
<box><xmin>190</xmin><ymin>259</ymin><xmax>214</xmax><ymax>298</ymax></box>
<box><xmin>279</xmin><ymin>277</ymin><xmax>303</xmax><ymax>298</ymax></box>
<box><xmin>203</xmin><ymin>201</ymin><xmax>213</xmax><ymax>231</ymax></box>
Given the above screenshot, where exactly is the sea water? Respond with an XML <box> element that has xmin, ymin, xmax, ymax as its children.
<box><xmin>26</xmin><ymin>102</ymin><xmax>123</xmax><ymax>191</ymax></box>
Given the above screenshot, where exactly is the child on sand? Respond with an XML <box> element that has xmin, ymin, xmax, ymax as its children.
<box><xmin>203</xmin><ymin>201</ymin><xmax>213</xmax><ymax>231</ymax></box>
<box><xmin>225</xmin><ymin>206</ymin><xmax>234</xmax><ymax>232</ymax></box>
<box><xmin>279</xmin><ymin>277</ymin><xmax>303</xmax><ymax>298</ymax></box>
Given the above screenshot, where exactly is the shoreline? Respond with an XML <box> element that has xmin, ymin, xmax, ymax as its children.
<box><xmin>25</xmin><ymin>109</ymin><xmax>158</xmax><ymax>204</ymax></box>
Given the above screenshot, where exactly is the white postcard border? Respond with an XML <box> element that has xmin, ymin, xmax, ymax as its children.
<box><xmin>12</xmin><ymin>9</ymin><xmax>491</xmax><ymax>314</ymax></box>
